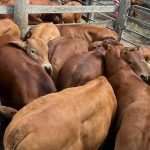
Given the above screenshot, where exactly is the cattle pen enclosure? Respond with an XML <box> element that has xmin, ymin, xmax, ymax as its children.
<box><xmin>0</xmin><ymin>0</ymin><xmax>150</xmax><ymax>150</ymax></box>
<box><xmin>0</xmin><ymin>0</ymin><xmax>149</xmax><ymax>47</ymax></box>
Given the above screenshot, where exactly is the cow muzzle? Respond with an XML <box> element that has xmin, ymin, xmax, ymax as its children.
<box><xmin>43</xmin><ymin>64</ymin><xmax>53</xmax><ymax>76</ymax></box>
<box><xmin>140</xmin><ymin>74</ymin><xmax>150</xmax><ymax>82</ymax></box>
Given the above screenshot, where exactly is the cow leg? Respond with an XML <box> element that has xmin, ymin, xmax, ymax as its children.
<box><xmin>28</xmin><ymin>14</ymin><xmax>43</xmax><ymax>25</ymax></box>
<box><xmin>0</xmin><ymin>106</ymin><xmax>17</xmax><ymax>119</ymax></box>
<box><xmin>0</xmin><ymin>105</ymin><xmax>17</xmax><ymax>150</ymax></box>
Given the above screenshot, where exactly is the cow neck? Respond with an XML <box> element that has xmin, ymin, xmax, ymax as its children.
<box><xmin>0</xmin><ymin>35</ymin><xmax>19</xmax><ymax>48</ymax></box>
<box><xmin>108</xmin><ymin>65</ymin><xmax>130</xmax><ymax>79</ymax></box>
<box><xmin>105</xmin><ymin>55</ymin><xmax>129</xmax><ymax>79</ymax></box>
<box><xmin>108</xmin><ymin>66</ymin><xmax>148</xmax><ymax>122</ymax></box>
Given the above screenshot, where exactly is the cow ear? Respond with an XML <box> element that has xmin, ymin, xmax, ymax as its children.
<box><xmin>103</xmin><ymin>43</ymin><xmax>113</xmax><ymax>52</ymax></box>
<box><xmin>9</xmin><ymin>41</ymin><xmax>28</xmax><ymax>51</ymax></box>
<box><xmin>136</xmin><ymin>46</ymin><xmax>143</xmax><ymax>54</ymax></box>
<box><xmin>121</xmin><ymin>48</ymin><xmax>128</xmax><ymax>57</ymax></box>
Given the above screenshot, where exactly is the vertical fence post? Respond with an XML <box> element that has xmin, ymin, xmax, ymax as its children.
<box><xmin>114</xmin><ymin>0</ymin><xmax>131</xmax><ymax>40</ymax></box>
<box><xmin>90</xmin><ymin>0</ymin><xmax>96</xmax><ymax>21</ymax></box>
<box><xmin>14</xmin><ymin>0</ymin><xmax>29</xmax><ymax>38</ymax></box>
<box><xmin>87</xmin><ymin>0</ymin><xmax>92</xmax><ymax>22</ymax></box>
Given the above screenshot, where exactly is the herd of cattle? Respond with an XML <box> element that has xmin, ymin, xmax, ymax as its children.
<box><xmin>0</xmin><ymin>0</ymin><xmax>82</xmax><ymax>24</ymax></box>
<box><xmin>0</xmin><ymin>0</ymin><xmax>148</xmax><ymax>24</ymax></box>
<box><xmin>0</xmin><ymin>11</ymin><xmax>150</xmax><ymax>150</ymax></box>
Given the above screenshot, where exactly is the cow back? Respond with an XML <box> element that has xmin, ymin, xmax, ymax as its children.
<box><xmin>57</xmin><ymin>50</ymin><xmax>104</xmax><ymax>90</ymax></box>
<box><xmin>57</xmin><ymin>25</ymin><xmax>118</xmax><ymax>42</ymax></box>
<box><xmin>48</xmin><ymin>36</ymin><xmax>89</xmax><ymax>83</ymax></box>
<box><xmin>4</xmin><ymin>76</ymin><xmax>117</xmax><ymax>150</ymax></box>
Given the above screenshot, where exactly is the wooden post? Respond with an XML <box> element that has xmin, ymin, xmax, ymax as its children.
<box><xmin>14</xmin><ymin>0</ymin><xmax>29</xmax><ymax>38</ymax></box>
<box><xmin>114</xmin><ymin>0</ymin><xmax>131</xmax><ymax>40</ymax></box>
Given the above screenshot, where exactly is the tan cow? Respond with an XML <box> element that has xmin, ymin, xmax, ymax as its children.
<box><xmin>11</xmin><ymin>23</ymin><xmax>60</xmax><ymax>73</ymax></box>
<box><xmin>0</xmin><ymin>19</ymin><xmax>20</xmax><ymax>38</ymax></box>
<box><xmin>4</xmin><ymin>76</ymin><xmax>117</xmax><ymax>150</ymax></box>
<box><xmin>57</xmin><ymin>25</ymin><xmax>118</xmax><ymax>43</ymax></box>
<box><xmin>62</xmin><ymin>1</ymin><xmax>82</xmax><ymax>23</ymax></box>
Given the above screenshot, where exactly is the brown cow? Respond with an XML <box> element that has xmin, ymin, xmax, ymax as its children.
<box><xmin>62</xmin><ymin>1</ymin><xmax>82</xmax><ymax>23</ymax></box>
<box><xmin>0</xmin><ymin>34</ymin><xmax>56</xmax><ymax>110</ymax></box>
<box><xmin>29</xmin><ymin>0</ymin><xmax>81</xmax><ymax>24</ymax></box>
<box><xmin>29</xmin><ymin>0</ymin><xmax>63</xmax><ymax>24</ymax></box>
<box><xmin>0</xmin><ymin>105</ymin><xmax>17</xmax><ymax>119</ymax></box>
<box><xmin>0</xmin><ymin>19</ymin><xmax>20</xmax><ymax>38</ymax></box>
<box><xmin>10</xmin><ymin>23</ymin><xmax>60</xmax><ymax>73</ymax></box>
<box><xmin>0</xmin><ymin>0</ymin><xmax>63</xmax><ymax>25</ymax></box>
<box><xmin>0</xmin><ymin>104</ymin><xmax>17</xmax><ymax>138</ymax></box>
<box><xmin>57</xmin><ymin>49</ymin><xmax>105</xmax><ymax>90</ymax></box>
<box><xmin>4</xmin><ymin>76</ymin><xmax>117</xmax><ymax>150</ymax></box>
<box><xmin>29</xmin><ymin>0</ymin><xmax>59</xmax><ymax>5</ymax></box>
<box><xmin>57</xmin><ymin>25</ymin><xmax>118</xmax><ymax>42</ymax></box>
<box><xmin>88</xmin><ymin>40</ymin><xmax>107</xmax><ymax>56</ymax></box>
<box><xmin>104</xmin><ymin>41</ymin><xmax>150</xmax><ymax>150</ymax></box>
<box><xmin>88</xmin><ymin>40</ymin><xmax>103</xmax><ymax>51</ymax></box>
<box><xmin>48</xmin><ymin>36</ymin><xmax>88</xmax><ymax>83</ymax></box>
<box><xmin>121</xmin><ymin>46</ymin><xmax>150</xmax><ymax>81</ymax></box>
<box><xmin>0</xmin><ymin>104</ymin><xmax>17</xmax><ymax>150</ymax></box>
<box><xmin>0</xmin><ymin>32</ymin><xmax>56</xmax><ymax>144</ymax></box>
<box><xmin>130</xmin><ymin>0</ymin><xmax>141</xmax><ymax>17</ymax></box>
<box><xmin>89</xmin><ymin>40</ymin><xmax>150</xmax><ymax>81</ymax></box>
<box><xmin>131</xmin><ymin>0</ymin><xmax>141</xmax><ymax>5</ymax></box>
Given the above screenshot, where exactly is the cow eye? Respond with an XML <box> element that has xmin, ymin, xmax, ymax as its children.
<box><xmin>128</xmin><ymin>60</ymin><xmax>132</xmax><ymax>64</ymax></box>
<box><xmin>128</xmin><ymin>60</ymin><xmax>134</xmax><ymax>68</ymax></box>
<box><xmin>30</xmin><ymin>49</ymin><xmax>36</xmax><ymax>54</ymax></box>
<box><xmin>124</xmin><ymin>51</ymin><xmax>128</xmax><ymax>55</ymax></box>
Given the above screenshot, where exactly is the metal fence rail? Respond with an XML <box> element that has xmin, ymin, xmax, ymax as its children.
<box><xmin>122</xmin><ymin>5</ymin><xmax>150</xmax><ymax>45</ymax></box>
<box><xmin>127</xmin><ymin>16</ymin><xmax>150</xmax><ymax>30</ymax></box>
<box><xmin>0</xmin><ymin>0</ymin><xmax>149</xmax><ymax>47</ymax></box>
<box><xmin>85</xmin><ymin>0</ymin><xmax>150</xmax><ymax>46</ymax></box>
<box><xmin>0</xmin><ymin>0</ymin><xmax>116</xmax><ymax>37</ymax></box>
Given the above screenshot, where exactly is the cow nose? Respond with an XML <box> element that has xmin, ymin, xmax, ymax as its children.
<box><xmin>44</xmin><ymin>65</ymin><xmax>51</xmax><ymax>71</ymax></box>
<box><xmin>140</xmin><ymin>74</ymin><xmax>149</xmax><ymax>81</ymax></box>
<box><xmin>43</xmin><ymin>64</ymin><xmax>53</xmax><ymax>75</ymax></box>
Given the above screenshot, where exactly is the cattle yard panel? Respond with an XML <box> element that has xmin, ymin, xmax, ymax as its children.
<box><xmin>114</xmin><ymin>0</ymin><xmax>131</xmax><ymax>39</ymax></box>
<box><xmin>0</xmin><ymin>0</ymin><xmax>149</xmax><ymax>46</ymax></box>
<box><xmin>0</xmin><ymin>0</ymin><xmax>117</xmax><ymax>37</ymax></box>
<box><xmin>14</xmin><ymin>0</ymin><xmax>29</xmax><ymax>38</ymax></box>
<box><xmin>86</xmin><ymin>0</ymin><xmax>150</xmax><ymax>46</ymax></box>
<box><xmin>122</xmin><ymin>5</ymin><xmax>150</xmax><ymax>45</ymax></box>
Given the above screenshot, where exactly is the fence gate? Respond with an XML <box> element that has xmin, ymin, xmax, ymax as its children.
<box><xmin>0</xmin><ymin>0</ymin><xmax>149</xmax><ymax>46</ymax></box>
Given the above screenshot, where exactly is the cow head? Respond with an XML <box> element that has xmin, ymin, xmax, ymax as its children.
<box><xmin>10</xmin><ymin>38</ymin><xmax>52</xmax><ymax>75</ymax></box>
<box><xmin>103</xmin><ymin>40</ymin><xmax>150</xmax><ymax>82</ymax></box>
<box><xmin>121</xmin><ymin>46</ymin><xmax>150</xmax><ymax>81</ymax></box>
<box><xmin>40</xmin><ymin>13</ymin><xmax>63</xmax><ymax>24</ymax></box>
